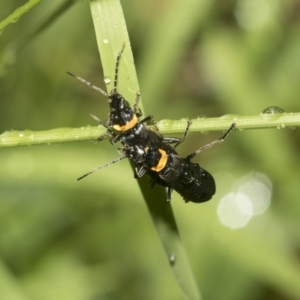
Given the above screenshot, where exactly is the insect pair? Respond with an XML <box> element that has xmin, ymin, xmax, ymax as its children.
<box><xmin>68</xmin><ymin>44</ymin><xmax>235</xmax><ymax>203</ymax></box>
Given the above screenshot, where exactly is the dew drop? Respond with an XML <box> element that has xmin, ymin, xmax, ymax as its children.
<box><xmin>169</xmin><ymin>254</ymin><xmax>176</xmax><ymax>265</ymax></box>
<box><xmin>103</xmin><ymin>38</ymin><xmax>109</xmax><ymax>44</ymax></box>
<box><xmin>11</xmin><ymin>17</ymin><xmax>19</xmax><ymax>23</ymax></box>
<box><xmin>197</xmin><ymin>115</ymin><xmax>207</xmax><ymax>119</ymax></box>
<box><xmin>104</xmin><ymin>76</ymin><xmax>111</xmax><ymax>84</ymax></box>
<box><xmin>220</xmin><ymin>114</ymin><xmax>240</xmax><ymax>119</ymax></box>
<box><xmin>262</xmin><ymin>106</ymin><xmax>285</xmax><ymax>114</ymax></box>
<box><xmin>180</xmin><ymin>118</ymin><xmax>190</xmax><ymax>122</ymax></box>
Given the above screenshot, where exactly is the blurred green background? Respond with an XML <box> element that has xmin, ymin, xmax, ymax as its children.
<box><xmin>1</xmin><ymin>0</ymin><xmax>300</xmax><ymax>299</ymax></box>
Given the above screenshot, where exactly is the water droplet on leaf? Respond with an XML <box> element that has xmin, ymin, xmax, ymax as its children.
<box><xmin>262</xmin><ymin>106</ymin><xmax>285</xmax><ymax>114</ymax></box>
<box><xmin>104</xmin><ymin>76</ymin><xmax>111</xmax><ymax>84</ymax></box>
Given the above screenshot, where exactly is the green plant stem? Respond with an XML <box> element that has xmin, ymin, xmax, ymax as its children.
<box><xmin>0</xmin><ymin>126</ymin><xmax>104</xmax><ymax>148</ymax></box>
<box><xmin>0</xmin><ymin>0</ymin><xmax>42</xmax><ymax>32</ymax></box>
<box><xmin>158</xmin><ymin>112</ymin><xmax>300</xmax><ymax>132</ymax></box>
<box><xmin>1</xmin><ymin>114</ymin><xmax>299</xmax><ymax>148</ymax></box>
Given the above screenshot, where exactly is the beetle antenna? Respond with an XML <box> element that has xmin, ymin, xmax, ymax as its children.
<box><xmin>67</xmin><ymin>72</ymin><xmax>109</xmax><ymax>97</ymax></box>
<box><xmin>77</xmin><ymin>156</ymin><xmax>127</xmax><ymax>181</ymax></box>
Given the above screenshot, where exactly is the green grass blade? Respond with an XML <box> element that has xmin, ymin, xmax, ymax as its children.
<box><xmin>89</xmin><ymin>0</ymin><xmax>141</xmax><ymax>110</ymax></box>
<box><xmin>89</xmin><ymin>0</ymin><xmax>201</xmax><ymax>298</ymax></box>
